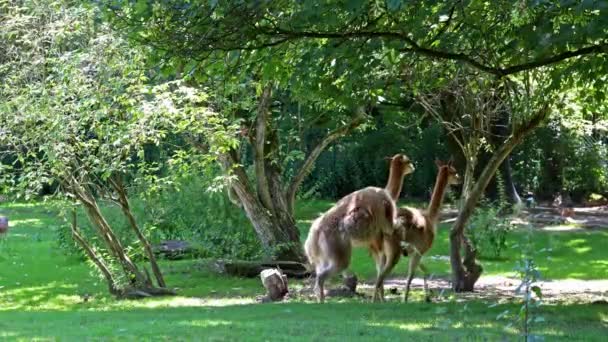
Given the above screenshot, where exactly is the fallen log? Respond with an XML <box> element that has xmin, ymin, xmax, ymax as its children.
<box><xmin>152</xmin><ymin>240</ymin><xmax>195</xmax><ymax>260</ymax></box>
<box><xmin>209</xmin><ymin>260</ymin><xmax>311</xmax><ymax>278</ymax></box>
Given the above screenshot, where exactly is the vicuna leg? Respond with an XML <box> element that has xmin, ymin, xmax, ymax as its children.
<box><xmin>313</xmin><ymin>238</ymin><xmax>351</xmax><ymax>303</ymax></box>
<box><xmin>418</xmin><ymin>262</ymin><xmax>431</xmax><ymax>302</ymax></box>
<box><xmin>403</xmin><ymin>251</ymin><xmax>422</xmax><ymax>303</ymax></box>
<box><xmin>373</xmin><ymin>238</ymin><xmax>401</xmax><ymax>302</ymax></box>
<box><xmin>314</xmin><ymin>262</ymin><xmax>334</xmax><ymax>303</ymax></box>
<box><xmin>372</xmin><ymin>251</ymin><xmax>386</xmax><ymax>302</ymax></box>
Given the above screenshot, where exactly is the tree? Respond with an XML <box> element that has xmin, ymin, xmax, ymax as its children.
<box><xmin>0</xmin><ymin>1</ymin><xmax>178</xmax><ymax>297</ymax></box>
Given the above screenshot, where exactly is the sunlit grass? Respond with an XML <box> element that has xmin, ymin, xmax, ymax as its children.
<box><xmin>0</xmin><ymin>201</ymin><xmax>607</xmax><ymax>340</ymax></box>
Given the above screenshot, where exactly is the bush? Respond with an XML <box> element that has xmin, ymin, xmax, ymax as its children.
<box><xmin>55</xmin><ymin>173</ymin><xmax>264</xmax><ymax>262</ymax></box>
<box><xmin>468</xmin><ymin>203</ymin><xmax>513</xmax><ymax>259</ymax></box>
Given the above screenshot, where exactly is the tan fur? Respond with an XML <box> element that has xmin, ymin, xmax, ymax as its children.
<box><xmin>392</xmin><ymin>160</ymin><xmax>460</xmax><ymax>302</ymax></box>
<box><xmin>305</xmin><ymin>154</ymin><xmax>414</xmax><ymax>303</ymax></box>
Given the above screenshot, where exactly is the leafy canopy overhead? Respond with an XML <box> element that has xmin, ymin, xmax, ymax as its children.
<box><xmin>106</xmin><ymin>0</ymin><xmax>608</xmax><ymax>79</ymax></box>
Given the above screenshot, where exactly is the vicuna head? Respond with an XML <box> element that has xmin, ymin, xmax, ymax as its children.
<box><xmin>389</xmin><ymin>154</ymin><xmax>415</xmax><ymax>176</ymax></box>
<box><xmin>435</xmin><ymin>159</ymin><xmax>461</xmax><ymax>185</ymax></box>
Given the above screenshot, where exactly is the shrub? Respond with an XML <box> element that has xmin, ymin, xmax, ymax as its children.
<box><xmin>55</xmin><ymin>173</ymin><xmax>264</xmax><ymax>261</ymax></box>
<box><xmin>468</xmin><ymin>204</ymin><xmax>512</xmax><ymax>259</ymax></box>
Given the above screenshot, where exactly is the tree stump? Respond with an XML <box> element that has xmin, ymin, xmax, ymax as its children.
<box><xmin>260</xmin><ymin>268</ymin><xmax>288</xmax><ymax>301</ymax></box>
<box><xmin>0</xmin><ymin>216</ymin><xmax>8</xmax><ymax>235</ymax></box>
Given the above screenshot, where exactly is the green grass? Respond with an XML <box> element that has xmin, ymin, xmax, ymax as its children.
<box><xmin>1</xmin><ymin>201</ymin><xmax>607</xmax><ymax>341</ymax></box>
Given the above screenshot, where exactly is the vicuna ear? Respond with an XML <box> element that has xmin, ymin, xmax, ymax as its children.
<box><xmin>447</xmin><ymin>157</ymin><xmax>454</xmax><ymax>167</ymax></box>
<box><xmin>435</xmin><ymin>159</ymin><xmax>443</xmax><ymax>168</ymax></box>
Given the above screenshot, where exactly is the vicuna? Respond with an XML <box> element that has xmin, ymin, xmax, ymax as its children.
<box><xmin>395</xmin><ymin>159</ymin><xmax>460</xmax><ymax>302</ymax></box>
<box><xmin>304</xmin><ymin>154</ymin><xmax>414</xmax><ymax>302</ymax></box>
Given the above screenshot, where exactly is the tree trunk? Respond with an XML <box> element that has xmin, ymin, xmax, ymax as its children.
<box><xmin>218</xmin><ymin>152</ymin><xmax>306</xmax><ymax>261</ymax></box>
<box><xmin>233</xmin><ymin>181</ymin><xmax>305</xmax><ymax>261</ymax></box>
<box><xmin>70</xmin><ymin>207</ymin><xmax>120</xmax><ymax>296</ymax></box>
<box><xmin>68</xmin><ymin>178</ymin><xmax>150</xmax><ymax>286</ymax></box>
<box><xmin>110</xmin><ymin>177</ymin><xmax>166</xmax><ymax>288</ymax></box>
<box><xmin>212</xmin><ymin>97</ymin><xmax>366</xmax><ymax>262</ymax></box>
<box><xmin>487</xmin><ymin>107</ymin><xmax>522</xmax><ymax>204</ymax></box>
<box><xmin>450</xmin><ymin>107</ymin><xmax>549</xmax><ymax>292</ymax></box>
<box><xmin>285</xmin><ymin>106</ymin><xmax>366</xmax><ymax>213</ymax></box>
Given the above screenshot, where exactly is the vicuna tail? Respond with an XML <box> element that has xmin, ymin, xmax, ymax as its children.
<box><xmin>304</xmin><ymin>218</ymin><xmax>322</xmax><ymax>270</ymax></box>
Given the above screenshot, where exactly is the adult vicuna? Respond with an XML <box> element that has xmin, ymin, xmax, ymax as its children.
<box><xmin>304</xmin><ymin>154</ymin><xmax>414</xmax><ymax>303</ymax></box>
<box><xmin>395</xmin><ymin>159</ymin><xmax>460</xmax><ymax>302</ymax></box>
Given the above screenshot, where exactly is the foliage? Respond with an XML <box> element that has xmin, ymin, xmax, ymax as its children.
<box><xmin>302</xmin><ymin>117</ymin><xmax>447</xmax><ymax>199</ymax></box>
<box><xmin>514</xmin><ymin>117</ymin><xmax>608</xmax><ymax>201</ymax></box>
<box><xmin>468</xmin><ymin>205</ymin><xmax>513</xmax><ymax>259</ymax></box>
<box><xmin>0</xmin><ymin>0</ymin><xmax>223</xmax><ymax>294</ymax></box>
<box><xmin>138</xmin><ymin>173</ymin><xmax>264</xmax><ymax>260</ymax></box>
<box><xmin>468</xmin><ymin>177</ymin><xmax>514</xmax><ymax>259</ymax></box>
<box><xmin>495</xmin><ymin>223</ymin><xmax>545</xmax><ymax>341</ymax></box>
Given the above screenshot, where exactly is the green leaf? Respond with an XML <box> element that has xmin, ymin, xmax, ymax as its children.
<box><xmin>134</xmin><ymin>0</ymin><xmax>149</xmax><ymax>16</ymax></box>
<box><xmin>531</xmin><ymin>285</ymin><xmax>543</xmax><ymax>299</ymax></box>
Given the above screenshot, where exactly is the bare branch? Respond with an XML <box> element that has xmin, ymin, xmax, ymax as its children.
<box><xmin>286</xmin><ymin>107</ymin><xmax>368</xmax><ymax>213</ymax></box>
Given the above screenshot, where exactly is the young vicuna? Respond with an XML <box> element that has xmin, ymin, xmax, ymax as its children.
<box><xmin>304</xmin><ymin>154</ymin><xmax>414</xmax><ymax>303</ymax></box>
<box><xmin>395</xmin><ymin>160</ymin><xmax>460</xmax><ymax>302</ymax></box>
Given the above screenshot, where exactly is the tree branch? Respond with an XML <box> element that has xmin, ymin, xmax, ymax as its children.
<box><xmin>253</xmin><ymin>84</ymin><xmax>275</xmax><ymax>210</ymax></box>
<box><xmin>500</xmin><ymin>42</ymin><xmax>608</xmax><ymax>76</ymax></box>
<box><xmin>285</xmin><ymin>106</ymin><xmax>367</xmax><ymax>213</ymax></box>
<box><xmin>265</xmin><ymin>28</ymin><xmax>607</xmax><ymax>77</ymax></box>
<box><xmin>70</xmin><ymin>206</ymin><xmax>120</xmax><ymax>295</ymax></box>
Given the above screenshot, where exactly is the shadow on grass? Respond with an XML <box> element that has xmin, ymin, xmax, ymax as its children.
<box><xmin>0</xmin><ymin>302</ymin><xmax>605</xmax><ymax>341</ymax></box>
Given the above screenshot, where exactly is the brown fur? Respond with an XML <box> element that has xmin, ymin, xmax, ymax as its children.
<box><xmin>392</xmin><ymin>160</ymin><xmax>460</xmax><ymax>302</ymax></box>
<box><xmin>304</xmin><ymin>154</ymin><xmax>414</xmax><ymax>302</ymax></box>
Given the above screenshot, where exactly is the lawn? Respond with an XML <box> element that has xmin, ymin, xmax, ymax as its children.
<box><xmin>0</xmin><ymin>201</ymin><xmax>607</xmax><ymax>341</ymax></box>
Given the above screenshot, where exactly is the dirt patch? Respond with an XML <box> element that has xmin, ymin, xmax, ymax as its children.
<box><xmin>363</xmin><ymin>275</ymin><xmax>608</xmax><ymax>303</ymax></box>
<box><xmin>439</xmin><ymin>205</ymin><xmax>608</xmax><ymax>232</ymax></box>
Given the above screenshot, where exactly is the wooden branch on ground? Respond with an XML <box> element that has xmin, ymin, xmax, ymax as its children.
<box><xmin>208</xmin><ymin>260</ymin><xmax>311</xmax><ymax>278</ymax></box>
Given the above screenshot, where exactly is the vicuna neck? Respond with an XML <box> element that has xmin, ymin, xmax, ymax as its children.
<box><xmin>427</xmin><ymin>168</ymin><xmax>449</xmax><ymax>223</ymax></box>
<box><xmin>385</xmin><ymin>162</ymin><xmax>404</xmax><ymax>201</ymax></box>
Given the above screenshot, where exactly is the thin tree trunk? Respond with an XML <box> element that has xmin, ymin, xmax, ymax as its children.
<box><xmin>70</xmin><ymin>207</ymin><xmax>119</xmax><ymax>295</ymax></box>
<box><xmin>253</xmin><ymin>84</ymin><xmax>275</xmax><ymax>210</ymax></box>
<box><xmin>110</xmin><ymin>177</ymin><xmax>166</xmax><ymax>288</ymax></box>
<box><xmin>83</xmin><ymin>200</ymin><xmax>150</xmax><ymax>286</ymax></box>
<box><xmin>500</xmin><ymin>156</ymin><xmax>521</xmax><ymax>204</ymax></box>
<box><xmin>68</xmin><ymin>178</ymin><xmax>149</xmax><ymax>286</ymax></box>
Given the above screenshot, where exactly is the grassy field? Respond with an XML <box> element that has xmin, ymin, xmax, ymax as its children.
<box><xmin>0</xmin><ymin>201</ymin><xmax>607</xmax><ymax>341</ymax></box>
